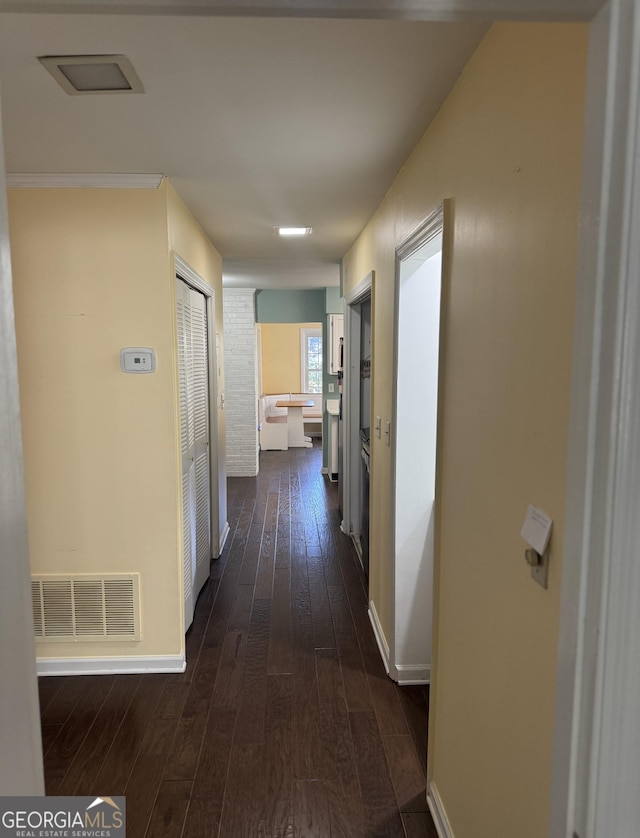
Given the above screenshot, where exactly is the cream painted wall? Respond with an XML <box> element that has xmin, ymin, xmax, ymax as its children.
<box><xmin>260</xmin><ymin>322</ymin><xmax>321</xmax><ymax>394</ymax></box>
<box><xmin>342</xmin><ymin>23</ymin><xmax>587</xmax><ymax>838</ymax></box>
<box><xmin>8</xmin><ymin>180</ymin><xmax>224</xmax><ymax>664</ymax></box>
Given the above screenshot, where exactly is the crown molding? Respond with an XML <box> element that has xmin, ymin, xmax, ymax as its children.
<box><xmin>6</xmin><ymin>173</ymin><xmax>164</xmax><ymax>189</ymax></box>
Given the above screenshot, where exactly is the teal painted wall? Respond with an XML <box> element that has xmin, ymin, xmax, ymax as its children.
<box><xmin>325</xmin><ymin>286</ymin><xmax>342</xmax><ymax>314</ymax></box>
<box><xmin>255</xmin><ymin>289</ymin><xmax>326</xmax><ymax>323</ymax></box>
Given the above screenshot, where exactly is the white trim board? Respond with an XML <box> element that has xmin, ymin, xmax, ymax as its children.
<box><xmin>37</xmin><ymin>655</ymin><xmax>186</xmax><ymax>676</ymax></box>
<box><xmin>219</xmin><ymin>520</ymin><xmax>230</xmax><ymax>554</ymax></box>
<box><xmin>344</xmin><ymin>270</ymin><xmax>374</xmax><ymax>306</ymax></box>
<box><xmin>551</xmin><ymin>2</ymin><xmax>640</xmax><ymax>836</ymax></box>
<box><xmin>427</xmin><ymin>781</ymin><xmax>455</xmax><ymax>838</ymax></box>
<box><xmin>0</xmin><ymin>104</ymin><xmax>45</xmax><ymax>795</ymax></box>
<box><xmin>341</xmin><ymin>270</ymin><xmax>373</xmax><ymax>541</ymax></box>
<box><xmin>395</xmin><ymin>663</ymin><xmax>430</xmax><ymax>686</ymax></box>
<box><xmin>368</xmin><ymin>600</ymin><xmax>391</xmax><ymax>676</ymax></box>
<box><xmin>6</xmin><ymin>173</ymin><xmax>164</xmax><ymax>189</ymax></box>
<box><xmin>174</xmin><ymin>252</ymin><xmax>214</xmax><ymax>297</ymax></box>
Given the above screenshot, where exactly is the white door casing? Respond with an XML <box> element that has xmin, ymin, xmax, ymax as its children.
<box><xmin>551</xmin><ymin>1</ymin><xmax>640</xmax><ymax>836</ymax></box>
<box><xmin>341</xmin><ymin>272</ymin><xmax>373</xmax><ymax>540</ymax></box>
<box><xmin>0</xmin><ymin>96</ymin><xmax>44</xmax><ymax>796</ymax></box>
<box><xmin>391</xmin><ymin>208</ymin><xmax>444</xmax><ymax>685</ymax></box>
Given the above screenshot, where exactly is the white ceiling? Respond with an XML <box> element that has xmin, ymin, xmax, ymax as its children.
<box><xmin>0</xmin><ymin>3</ymin><xmax>597</xmax><ymax>288</ymax></box>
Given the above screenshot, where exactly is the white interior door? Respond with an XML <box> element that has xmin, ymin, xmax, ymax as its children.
<box><xmin>176</xmin><ymin>278</ymin><xmax>196</xmax><ymax>630</ymax></box>
<box><xmin>176</xmin><ymin>277</ymin><xmax>211</xmax><ymax>631</ymax></box>
<box><xmin>189</xmin><ymin>287</ymin><xmax>212</xmax><ymax>600</ymax></box>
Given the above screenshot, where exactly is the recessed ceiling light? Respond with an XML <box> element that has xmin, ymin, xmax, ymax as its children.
<box><xmin>38</xmin><ymin>55</ymin><xmax>144</xmax><ymax>95</ymax></box>
<box><xmin>275</xmin><ymin>226</ymin><xmax>312</xmax><ymax>237</ymax></box>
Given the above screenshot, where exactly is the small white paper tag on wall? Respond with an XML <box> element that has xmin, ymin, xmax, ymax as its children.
<box><xmin>521</xmin><ymin>504</ymin><xmax>553</xmax><ymax>555</ymax></box>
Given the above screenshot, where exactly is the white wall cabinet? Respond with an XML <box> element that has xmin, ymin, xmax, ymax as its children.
<box><xmin>329</xmin><ymin>313</ymin><xmax>344</xmax><ymax>376</ymax></box>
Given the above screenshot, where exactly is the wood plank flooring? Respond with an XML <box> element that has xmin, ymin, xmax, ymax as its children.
<box><xmin>38</xmin><ymin>442</ymin><xmax>437</xmax><ymax>838</ymax></box>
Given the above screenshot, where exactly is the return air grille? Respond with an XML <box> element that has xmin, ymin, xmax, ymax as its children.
<box><xmin>31</xmin><ymin>574</ymin><xmax>140</xmax><ymax>642</ymax></box>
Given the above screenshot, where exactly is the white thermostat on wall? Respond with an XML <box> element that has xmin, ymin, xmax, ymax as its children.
<box><xmin>120</xmin><ymin>347</ymin><xmax>156</xmax><ymax>374</ymax></box>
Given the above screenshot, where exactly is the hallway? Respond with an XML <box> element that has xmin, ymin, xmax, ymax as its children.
<box><xmin>37</xmin><ymin>444</ymin><xmax>435</xmax><ymax>837</ymax></box>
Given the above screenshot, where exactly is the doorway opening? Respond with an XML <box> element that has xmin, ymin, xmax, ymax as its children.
<box><xmin>390</xmin><ymin>206</ymin><xmax>444</xmax><ymax>685</ymax></box>
<box><xmin>341</xmin><ymin>273</ymin><xmax>373</xmax><ymax>579</ymax></box>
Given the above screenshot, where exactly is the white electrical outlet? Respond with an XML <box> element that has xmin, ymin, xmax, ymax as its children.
<box><xmin>328</xmin><ymin>383</ymin><xmax>335</xmax><ymax>393</ymax></box>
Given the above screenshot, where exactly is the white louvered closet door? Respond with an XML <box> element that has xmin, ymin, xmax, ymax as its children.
<box><xmin>176</xmin><ymin>278</ymin><xmax>211</xmax><ymax>631</ymax></box>
<box><xmin>189</xmin><ymin>287</ymin><xmax>212</xmax><ymax>603</ymax></box>
<box><xmin>176</xmin><ymin>278</ymin><xmax>196</xmax><ymax>630</ymax></box>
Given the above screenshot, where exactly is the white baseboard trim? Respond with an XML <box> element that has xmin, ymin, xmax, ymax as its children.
<box><xmin>368</xmin><ymin>600</ymin><xmax>391</xmax><ymax>676</ymax></box>
<box><xmin>368</xmin><ymin>603</ymin><xmax>430</xmax><ymax>684</ymax></box>
<box><xmin>427</xmin><ymin>781</ymin><xmax>455</xmax><ymax>838</ymax></box>
<box><xmin>219</xmin><ymin>521</ymin><xmax>231</xmax><ymax>554</ymax></box>
<box><xmin>395</xmin><ymin>663</ymin><xmax>431</xmax><ymax>685</ymax></box>
<box><xmin>321</xmin><ymin>467</ymin><xmax>329</xmax><ymax>475</ymax></box>
<box><xmin>36</xmin><ymin>655</ymin><xmax>186</xmax><ymax>676</ymax></box>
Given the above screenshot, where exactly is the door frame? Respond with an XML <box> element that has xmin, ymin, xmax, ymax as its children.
<box><xmin>388</xmin><ymin>203</ymin><xmax>446</xmax><ymax>686</ymax></box>
<box><xmin>173</xmin><ymin>253</ymin><xmax>221</xmax><ymax>564</ymax></box>
<box><xmin>550</xmin><ymin>2</ymin><xmax>640</xmax><ymax>835</ymax></box>
<box><xmin>0</xmin><ymin>108</ymin><xmax>44</xmax><ymax>795</ymax></box>
<box><xmin>341</xmin><ymin>271</ymin><xmax>373</xmax><ymax>542</ymax></box>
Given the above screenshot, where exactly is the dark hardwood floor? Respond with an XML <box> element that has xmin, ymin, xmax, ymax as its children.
<box><xmin>38</xmin><ymin>442</ymin><xmax>437</xmax><ymax>838</ymax></box>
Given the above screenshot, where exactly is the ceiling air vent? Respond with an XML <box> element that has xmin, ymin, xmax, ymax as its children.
<box><xmin>31</xmin><ymin>574</ymin><xmax>140</xmax><ymax>642</ymax></box>
<box><xmin>38</xmin><ymin>55</ymin><xmax>144</xmax><ymax>96</ymax></box>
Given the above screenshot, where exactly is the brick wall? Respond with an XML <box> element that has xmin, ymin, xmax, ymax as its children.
<box><xmin>223</xmin><ymin>289</ymin><xmax>259</xmax><ymax>477</ymax></box>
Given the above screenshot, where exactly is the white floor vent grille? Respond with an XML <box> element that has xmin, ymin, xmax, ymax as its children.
<box><xmin>31</xmin><ymin>574</ymin><xmax>140</xmax><ymax>642</ymax></box>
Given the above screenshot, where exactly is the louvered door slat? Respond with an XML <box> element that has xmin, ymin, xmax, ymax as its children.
<box><xmin>182</xmin><ymin>467</ymin><xmax>196</xmax><ymax>612</ymax></box>
<box><xmin>195</xmin><ymin>451</ymin><xmax>211</xmax><ymax>583</ymax></box>
<box><xmin>176</xmin><ymin>285</ymin><xmax>190</xmax><ymax>460</ymax></box>
<box><xmin>190</xmin><ymin>293</ymin><xmax>209</xmax><ymax>443</ymax></box>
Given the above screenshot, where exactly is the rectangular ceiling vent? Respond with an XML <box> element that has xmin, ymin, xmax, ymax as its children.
<box><xmin>31</xmin><ymin>574</ymin><xmax>140</xmax><ymax>642</ymax></box>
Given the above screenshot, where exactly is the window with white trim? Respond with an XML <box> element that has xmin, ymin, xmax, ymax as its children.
<box><xmin>301</xmin><ymin>328</ymin><xmax>322</xmax><ymax>393</ymax></box>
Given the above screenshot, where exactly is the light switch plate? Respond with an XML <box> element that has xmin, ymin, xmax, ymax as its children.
<box><xmin>530</xmin><ymin>547</ymin><xmax>550</xmax><ymax>589</ymax></box>
<box><xmin>521</xmin><ymin>505</ymin><xmax>552</xmax><ymax>589</ymax></box>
